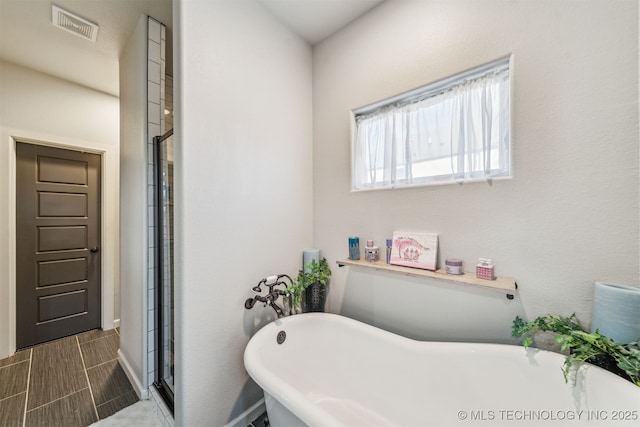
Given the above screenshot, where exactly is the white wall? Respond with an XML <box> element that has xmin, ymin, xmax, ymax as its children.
<box><xmin>313</xmin><ymin>0</ymin><xmax>639</xmax><ymax>343</ymax></box>
<box><xmin>118</xmin><ymin>15</ymin><xmax>149</xmax><ymax>397</ymax></box>
<box><xmin>174</xmin><ymin>0</ymin><xmax>313</xmax><ymax>424</ymax></box>
<box><xmin>0</xmin><ymin>60</ymin><xmax>120</xmax><ymax>359</ymax></box>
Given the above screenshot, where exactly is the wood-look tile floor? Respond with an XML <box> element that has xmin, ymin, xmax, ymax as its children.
<box><xmin>0</xmin><ymin>328</ymin><xmax>138</xmax><ymax>427</ymax></box>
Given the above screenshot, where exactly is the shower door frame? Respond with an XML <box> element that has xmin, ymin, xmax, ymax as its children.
<box><xmin>154</xmin><ymin>129</ymin><xmax>174</xmax><ymax>413</ymax></box>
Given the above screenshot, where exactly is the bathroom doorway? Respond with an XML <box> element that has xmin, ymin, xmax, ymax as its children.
<box><xmin>154</xmin><ymin>129</ymin><xmax>174</xmax><ymax>411</ymax></box>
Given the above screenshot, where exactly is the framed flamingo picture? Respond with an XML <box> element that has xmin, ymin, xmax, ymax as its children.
<box><xmin>390</xmin><ymin>231</ymin><xmax>438</xmax><ymax>271</ymax></box>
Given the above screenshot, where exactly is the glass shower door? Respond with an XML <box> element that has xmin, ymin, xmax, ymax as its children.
<box><xmin>154</xmin><ymin>129</ymin><xmax>174</xmax><ymax>411</ymax></box>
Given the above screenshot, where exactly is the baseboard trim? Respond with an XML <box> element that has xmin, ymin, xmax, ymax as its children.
<box><xmin>224</xmin><ymin>398</ymin><xmax>265</xmax><ymax>427</ymax></box>
<box><xmin>113</xmin><ymin>318</ymin><xmax>120</xmax><ymax>329</ymax></box>
<box><xmin>118</xmin><ymin>349</ymin><xmax>149</xmax><ymax>400</ymax></box>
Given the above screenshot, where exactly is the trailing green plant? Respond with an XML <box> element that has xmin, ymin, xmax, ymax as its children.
<box><xmin>288</xmin><ymin>258</ymin><xmax>332</xmax><ymax>308</ymax></box>
<box><xmin>512</xmin><ymin>314</ymin><xmax>640</xmax><ymax>387</ymax></box>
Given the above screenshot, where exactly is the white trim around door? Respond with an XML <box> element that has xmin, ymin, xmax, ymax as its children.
<box><xmin>0</xmin><ymin>127</ymin><xmax>120</xmax><ymax>358</ymax></box>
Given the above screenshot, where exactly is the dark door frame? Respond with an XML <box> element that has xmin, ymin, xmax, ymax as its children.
<box><xmin>7</xmin><ymin>134</ymin><xmax>116</xmax><ymax>356</ymax></box>
<box><xmin>153</xmin><ymin>129</ymin><xmax>174</xmax><ymax>413</ymax></box>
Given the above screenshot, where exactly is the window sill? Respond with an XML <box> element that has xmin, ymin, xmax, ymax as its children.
<box><xmin>336</xmin><ymin>258</ymin><xmax>517</xmax><ymax>300</ymax></box>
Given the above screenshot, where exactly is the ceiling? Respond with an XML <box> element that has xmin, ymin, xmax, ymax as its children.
<box><xmin>0</xmin><ymin>0</ymin><xmax>172</xmax><ymax>96</ymax></box>
<box><xmin>258</xmin><ymin>0</ymin><xmax>384</xmax><ymax>45</ymax></box>
<box><xmin>0</xmin><ymin>0</ymin><xmax>383</xmax><ymax>97</ymax></box>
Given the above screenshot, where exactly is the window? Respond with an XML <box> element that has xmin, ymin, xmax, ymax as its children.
<box><xmin>351</xmin><ymin>56</ymin><xmax>512</xmax><ymax>190</ymax></box>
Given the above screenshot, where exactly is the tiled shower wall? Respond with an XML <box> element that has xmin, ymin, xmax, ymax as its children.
<box><xmin>146</xmin><ymin>18</ymin><xmax>175</xmax><ymax>425</ymax></box>
<box><xmin>146</xmin><ymin>16</ymin><xmax>166</xmax><ymax>391</ymax></box>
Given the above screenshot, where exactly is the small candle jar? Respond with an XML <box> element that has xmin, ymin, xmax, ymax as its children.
<box><xmin>476</xmin><ymin>258</ymin><xmax>495</xmax><ymax>280</ymax></box>
<box><xmin>364</xmin><ymin>240</ymin><xmax>379</xmax><ymax>262</ymax></box>
<box><xmin>445</xmin><ymin>258</ymin><xmax>463</xmax><ymax>275</ymax></box>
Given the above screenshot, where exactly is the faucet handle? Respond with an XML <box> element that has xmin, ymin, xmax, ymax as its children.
<box><xmin>264</xmin><ymin>275</ymin><xmax>279</xmax><ymax>285</ymax></box>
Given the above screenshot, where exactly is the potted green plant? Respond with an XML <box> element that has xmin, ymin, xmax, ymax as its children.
<box><xmin>288</xmin><ymin>258</ymin><xmax>332</xmax><ymax>313</ymax></box>
<box><xmin>512</xmin><ymin>314</ymin><xmax>640</xmax><ymax>386</ymax></box>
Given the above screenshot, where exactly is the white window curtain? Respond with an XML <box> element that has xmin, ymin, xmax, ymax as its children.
<box><xmin>352</xmin><ymin>61</ymin><xmax>511</xmax><ymax>190</ymax></box>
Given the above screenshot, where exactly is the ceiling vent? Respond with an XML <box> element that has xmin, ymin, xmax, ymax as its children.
<box><xmin>52</xmin><ymin>5</ymin><xmax>99</xmax><ymax>42</ymax></box>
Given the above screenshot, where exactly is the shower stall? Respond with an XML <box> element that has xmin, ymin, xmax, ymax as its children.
<box><xmin>154</xmin><ymin>129</ymin><xmax>175</xmax><ymax>411</ymax></box>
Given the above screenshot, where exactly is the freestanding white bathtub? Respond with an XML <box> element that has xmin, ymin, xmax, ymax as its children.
<box><xmin>244</xmin><ymin>313</ymin><xmax>640</xmax><ymax>427</ymax></box>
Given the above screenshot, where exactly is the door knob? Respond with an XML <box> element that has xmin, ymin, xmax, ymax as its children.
<box><xmin>90</xmin><ymin>247</ymin><xmax>99</xmax><ymax>253</ymax></box>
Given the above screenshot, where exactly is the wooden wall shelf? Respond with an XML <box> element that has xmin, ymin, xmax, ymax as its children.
<box><xmin>336</xmin><ymin>258</ymin><xmax>517</xmax><ymax>299</ymax></box>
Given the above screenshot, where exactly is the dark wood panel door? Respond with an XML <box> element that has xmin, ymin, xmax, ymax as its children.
<box><xmin>16</xmin><ymin>142</ymin><xmax>101</xmax><ymax>349</ymax></box>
